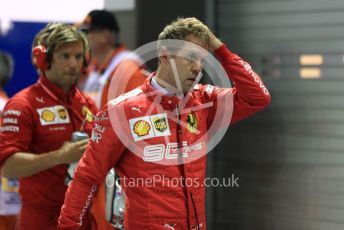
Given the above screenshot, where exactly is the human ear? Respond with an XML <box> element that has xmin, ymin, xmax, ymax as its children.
<box><xmin>159</xmin><ymin>46</ymin><xmax>169</xmax><ymax>63</ymax></box>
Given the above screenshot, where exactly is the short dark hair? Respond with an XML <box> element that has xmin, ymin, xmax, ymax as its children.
<box><xmin>79</xmin><ymin>10</ymin><xmax>120</xmax><ymax>33</ymax></box>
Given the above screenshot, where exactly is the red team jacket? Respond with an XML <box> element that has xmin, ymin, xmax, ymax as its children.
<box><xmin>0</xmin><ymin>76</ymin><xmax>97</xmax><ymax>229</ymax></box>
<box><xmin>58</xmin><ymin>45</ymin><xmax>271</xmax><ymax>229</ymax></box>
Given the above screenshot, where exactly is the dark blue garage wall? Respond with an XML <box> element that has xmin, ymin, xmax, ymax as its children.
<box><xmin>0</xmin><ymin>21</ymin><xmax>46</xmax><ymax>97</ymax></box>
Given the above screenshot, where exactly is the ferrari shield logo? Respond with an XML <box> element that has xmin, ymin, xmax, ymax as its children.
<box><xmin>187</xmin><ymin>112</ymin><xmax>198</xmax><ymax>133</ymax></box>
<box><xmin>82</xmin><ymin>106</ymin><xmax>94</xmax><ymax>122</ymax></box>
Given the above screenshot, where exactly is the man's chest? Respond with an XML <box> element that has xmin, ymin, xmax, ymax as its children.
<box><xmin>117</xmin><ymin>101</ymin><xmax>209</xmax><ymax>165</ymax></box>
<box><xmin>31</xmin><ymin>96</ymin><xmax>92</xmax><ymax>142</ymax></box>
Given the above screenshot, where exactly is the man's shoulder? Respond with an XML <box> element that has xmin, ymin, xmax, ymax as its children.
<box><xmin>193</xmin><ymin>84</ymin><xmax>216</xmax><ymax>95</ymax></box>
<box><xmin>2</xmin><ymin>88</ymin><xmax>36</xmax><ymax>118</ymax></box>
<box><xmin>112</xmin><ymin>47</ymin><xmax>143</xmax><ymax>64</ymax></box>
<box><xmin>107</xmin><ymin>87</ymin><xmax>145</xmax><ymax>107</ymax></box>
<box><xmin>7</xmin><ymin>84</ymin><xmax>40</xmax><ymax>106</ymax></box>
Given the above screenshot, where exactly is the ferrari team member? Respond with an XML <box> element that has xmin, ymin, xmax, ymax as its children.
<box><xmin>77</xmin><ymin>9</ymin><xmax>147</xmax><ymax>108</ymax></box>
<box><xmin>58</xmin><ymin>17</ymin><xmax>271</xmax><ymax>229</ymax></box>
<box><xmin>0</xmin><ymin>23</ymin><xmax>97</xmax><ymax>230</ymax></box>
<box><xmin>76</xmin><ymin>10</ymin><xmax>148</xmax><ymax>230</ymax></box>
<box><xmin>0</xmin><ymin>50</ymin><xmax>21</xmax><ymax>229</ymax></box>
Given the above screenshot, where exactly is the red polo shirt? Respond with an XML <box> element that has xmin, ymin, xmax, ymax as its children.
<box><xmin>0</xmin><ymin>76</ymin><xmax>97</xmax><ymax>229</ymax></box>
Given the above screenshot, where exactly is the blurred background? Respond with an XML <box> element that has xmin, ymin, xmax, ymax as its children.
<box><xmin>1</xmin><ymin>0</ymin><xmax>343</xmax><ymax>229</ymax></box>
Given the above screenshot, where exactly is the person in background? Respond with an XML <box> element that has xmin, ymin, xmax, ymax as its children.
<box><xmin>76</xmin><ymin>10</ymin><xmax>148</xmax><ymax>229</ymax></box>
<box><xmin>0</xmin><ymin>50</ymin><xmax>21</xmax><ymax>230</ymax></box>
<box><xmin>0</xmin><ymin>23</ymin><xmax>97</xmax><ymax>230</ymax></box>
<box><xmin>58</xmin><ymin>17</ymin><xmax>271</xmax><ymax>229</ymax></box>
<box><xmin>77</xmin><ymin>9</ymin><xmax>147</xmax><ymax>108</ymax></box>
<box><xmin>0</xmin><ymin>50</ymin><xmax>12</xmax><ymax>113</ymax></box>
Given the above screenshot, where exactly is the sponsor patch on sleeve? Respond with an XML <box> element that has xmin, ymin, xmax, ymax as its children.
<box><xmin>2</xmin><ymin>118</ymin><xmax>18</xmax><ymax>124</ymax></box>
<box><xmin>0</xmin><ymin>126</ymin><xmax>20</xmax><ymax>132</ymax></box>
<box><xmin>91</xmin><ymin>123</ymin><xmax>106</xmax><ymax>144</ymax></box>
<box><xmin>2</xmin><ymin>110</ymin><xmax>22</xmax><ymax>116</ymax></box>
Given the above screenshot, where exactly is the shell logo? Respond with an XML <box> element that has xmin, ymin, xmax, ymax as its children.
<box><xmin>133</xmin><ymin>120</ymin><xmax>150</xmax><ymax>137</ymax></box>
<box><xmin>41</xmin><ymin>110</ymin><xmax>55</xmax><ymax>122</ymax></box>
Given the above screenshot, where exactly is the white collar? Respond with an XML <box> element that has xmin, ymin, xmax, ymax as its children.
<box><xmin>151</xmin><ymin>76</ymin><xmax>175</xmax><ymax>96</ymax></box>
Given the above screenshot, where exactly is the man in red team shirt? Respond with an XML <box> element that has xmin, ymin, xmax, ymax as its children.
<box><xmin>59</xmin><ymin>18</ymin><xmax>271</xmax><ymax>229</ymax></box>
<box><xmin>76</xmin><ymin>10</ymin><xmax>148</xmax><ymax>230</ymax></box>
<box><xmin>0</xmin><ymin>23</ymin><xmax>97</xmax><ymax>230</ymax></box>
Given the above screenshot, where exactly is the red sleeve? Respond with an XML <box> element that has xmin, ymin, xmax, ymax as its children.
<box><xmin>207</xmin><ymin>45</ymin><xmax>271</xmax><ymax>127</ymax></box>
<box><xmin>0</xmin><ymin>99</ymin><xmax>33</xmax><ymax>167</ymax></box>
<box><xmin>58</xmin><ymin>106</ymin><xmax>126</xmax><ymax>229</ymax></box>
